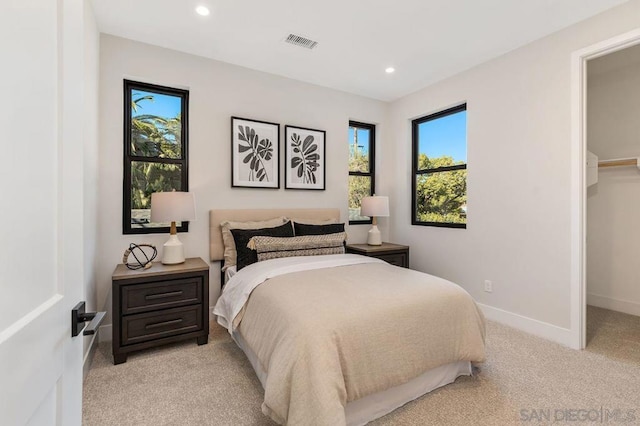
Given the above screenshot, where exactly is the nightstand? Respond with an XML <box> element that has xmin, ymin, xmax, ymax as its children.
<box><xmin>111</xmin><ymin>257</ymin><xmax>210</xmax><ymax>365</ymax></box>
<box><xmin>346</xmin><ymin>242</ymin><xmax>409</xmax><ymax>268</ymax></box>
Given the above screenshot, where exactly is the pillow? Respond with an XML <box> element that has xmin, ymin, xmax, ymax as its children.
<box><xmin>230</xmin><ymin>221</ymin><xmax>294</xmax><ymax>270</ymax></box>
<box><xmin>294</xmin><ymin>222</ymin><xmax>345</xmax><ymax>236</ymax></box>
<box><xmin>249</xmin><ymin>232</ymin><xmax>346</xmax><ymax>262</ymax></box>
<box><xmin>286</xmin><ymin>217</ymin><xmax>337</xmax><ymax>225</ymax></box>
<box><xmin>220</xmin><ymin>216</ymin><xmax>286</xmax><ymax>270</ymax></box>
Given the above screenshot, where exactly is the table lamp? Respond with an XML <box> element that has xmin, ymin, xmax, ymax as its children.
<box><xmin>360</xmin><ymin>195</ymin><xmax>389</xmax><ymax>246</ymax></box>
<box><xmin>150</xmin><ymin>191</ymin><xmax>196</xmax><ymax>264</ymax></box>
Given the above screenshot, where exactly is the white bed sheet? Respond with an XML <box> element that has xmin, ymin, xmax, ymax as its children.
<box><xmin>214</xmin><ymin>254</ymin><xmax>384</xmax><ymax>332</ymax></box>
<box><xmin>224</xmin><ymin>265</ymin><xmax>237</xmax><ymax>283</ymax></box>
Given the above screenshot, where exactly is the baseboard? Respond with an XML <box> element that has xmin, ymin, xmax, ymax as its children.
<box><xmin>99</xmin><ymin>324</ymin><xmax>112</xmax><ymax>343</ymax></box>
<box><xmin>477</xmin><ymin>303</ymin><xmax>573</xmax><ymax>347</ymax></box>
<box><xmin>587</xmin><ymin>293</ymin><xmax>640</xmax><ymax>317</ymax></box>
<box><xmin>83</xmin><ymin>333</ymin><xmax>98</xmax><ymax>381</ymax></box>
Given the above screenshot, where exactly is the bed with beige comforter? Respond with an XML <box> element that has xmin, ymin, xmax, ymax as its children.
<box><xmin>214</xmin><ymin>254</ymin><xmax>486</xmax><ymax>426</ymax></box>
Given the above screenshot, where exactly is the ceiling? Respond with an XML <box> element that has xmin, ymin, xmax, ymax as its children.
<box><xmin>92</xmin><ymin>0</ymin><xmax>628</xmax><ymax>101</ymax></box>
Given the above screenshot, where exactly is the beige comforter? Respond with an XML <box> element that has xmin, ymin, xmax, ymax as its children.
<box><xmin>235</xmin><ymin>261</ymin><xmax>486</xmax><ymax>426</ymax></box>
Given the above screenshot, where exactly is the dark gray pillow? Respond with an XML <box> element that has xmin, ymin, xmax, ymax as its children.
<box><xmin>294</xmin><ymin>222</ymin><xmax>345</xmax><ymax>236</ymax></box>
<box><xmin>231</xmin><ymin>221</ymin><xmax>294</xmax><ymax>270</ymax></box>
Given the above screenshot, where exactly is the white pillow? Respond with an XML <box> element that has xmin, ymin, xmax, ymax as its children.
<box><xmin>286</xmin><ymin>217</ymin><xmax>337</xmax><ymax>225</ymax></box>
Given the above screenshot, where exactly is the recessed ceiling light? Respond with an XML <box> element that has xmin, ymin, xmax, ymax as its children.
<box><xmin>195</xmin><ymin>5</ymin><xmax>210</xmax><ymax>16</ymax></box>
<box><xmin>385</xmin><ymin>67</ymin><xmax>395</xmax><ymax>74</ymax></box>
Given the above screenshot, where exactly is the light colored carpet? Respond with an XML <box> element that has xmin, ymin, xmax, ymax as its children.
<box><xmin>83</xmin><ymin>309</ymin><xmax>640</xmax><ymax>425</ymax></box>
<box><xmin>586</xmin><ymin>305</ymin><xmax>640</xmax><ymax>364</ymax></box>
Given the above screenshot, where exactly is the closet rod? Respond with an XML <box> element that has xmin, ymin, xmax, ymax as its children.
<box><xmin>598</xmin><ymin>157</ymin><xmax>640</xmax><ymax>169</ymax></box>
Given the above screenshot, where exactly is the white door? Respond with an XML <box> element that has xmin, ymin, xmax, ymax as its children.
<box><xmin>0</xmin><ymin>0</ymin><xmax>88</xmax><ymax>424</ymax></box>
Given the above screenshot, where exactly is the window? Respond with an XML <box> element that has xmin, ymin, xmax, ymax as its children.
<box><xmin>412</xmin><ymin>104</ymin><xmax>467</xmax><ymax>228</ymax></box>
<box><xmin>123</xmin><ymin>80</ymin><xmax>189</xmax><ymax>234</ymax></box>
<box><xmin>348</xmin><ymin>121</ymin><xmax>375</xmax><ymax>224</ymax></box>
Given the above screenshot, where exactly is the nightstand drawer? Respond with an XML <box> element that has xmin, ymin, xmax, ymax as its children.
<box><xmin>377</xmin><ymin>253</ymin><xmax>407</xmax><ymax>267</ymax></box>
<box><xmin>122</xmin><ymin>305</ymin><xmax>203</xmax><ymax>346</ymax></box>
<box><xmin>121</xmin><ymin>278</ymin><xmax>202</xmax><ymax>315</ymax></box>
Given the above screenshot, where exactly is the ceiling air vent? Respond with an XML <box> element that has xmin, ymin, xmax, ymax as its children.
<box><xmin>285</xmin><ymin>33</ymin><xmax>318</xmax><ymax>50</ymax></box>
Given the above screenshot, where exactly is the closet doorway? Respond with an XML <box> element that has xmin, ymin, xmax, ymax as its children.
<box><xmin>585</xmin><ymin>44</ymin><xmax>640</xmax><ymax>362</ymax></box>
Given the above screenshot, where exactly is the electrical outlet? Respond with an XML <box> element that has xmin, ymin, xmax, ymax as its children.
<box><xmin>484</xmin><ymin>280</ymin><xmax>493</xmax><ymax>293</ymax></box>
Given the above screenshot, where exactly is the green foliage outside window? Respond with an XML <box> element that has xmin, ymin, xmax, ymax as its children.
<box><xmin>131</xmin><ymin>162</ymin><xmax>182</xmax><ymax>211</ymax></box>
<box><xmin>348</xmin><ymin>147</ymin><xmax>370</xmax><ymax>214</ymax></box>
<box><xmin>130</xmin><ymin>93</ymin><xmax>183</xmax><ymax>211</ymax></box>
<box><xmin>415</xmin><ymin>154</ymin><xmax>467</xmax><ymax>224</ymax></box>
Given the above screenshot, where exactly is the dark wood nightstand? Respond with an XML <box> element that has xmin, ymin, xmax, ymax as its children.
<box><xmin>345</xmin><ymin>242</ymin><xmax>410</xmax><ymax>268</ymax></box>
<box><xmin>111</xmin><ymin>257</ymin><xmax>210</xmax><ymax>365</ymax></box>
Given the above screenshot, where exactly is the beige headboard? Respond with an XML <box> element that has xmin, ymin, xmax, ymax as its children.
<box><xmin>209</xmin><ymin>208</ymin><xmax>341</xmax><ymax>262</ymax></box>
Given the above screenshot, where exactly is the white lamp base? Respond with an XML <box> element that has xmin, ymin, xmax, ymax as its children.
<box><xmin>161</xmin><ymin>234</ymin><xmax>185</xmax><ymax>264</ymax></box>
<box><xmin>367</xmin><ymin>225</ymin><xmax>382</xmax><ymax>246</ymax></box>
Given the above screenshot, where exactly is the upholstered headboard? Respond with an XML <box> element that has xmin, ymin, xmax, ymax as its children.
<box><xmin>209</xmin><ymin>208</ymin><xmax>341</xmax><ymax>262</ymax></box>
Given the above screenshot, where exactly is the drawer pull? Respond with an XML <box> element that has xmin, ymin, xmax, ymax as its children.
<box><xmin>145</xmin><ymin>318</ymin><xmax>183</xmax><ymax>329</ymax></box>
<box><xmin>145</xmin><ymin>290</ymin><xmax>183</xmax><ymax>300</ymax></box>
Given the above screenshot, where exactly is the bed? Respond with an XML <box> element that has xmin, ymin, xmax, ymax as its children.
<box><xmin>210</xmin><ymin>208</ymin><xmax>486</xmax><ymax>426</ymax></box>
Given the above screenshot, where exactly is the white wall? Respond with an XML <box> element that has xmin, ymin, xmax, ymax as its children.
<box><xmin>587</xmin><ymin>49</ymin><xmax>640</xmax><ymax>316</ymax></box>
<box><xmin>97</xmin><ymin>35</ymin><xmax>388</xmax><ymax>326</ymax></box>
<box><xmin>384</xmin><ymin>0</ymin><xmax>640</xmax><ymax>342</ymax></box>
<box><xmin>83</xmin><ymin>0</ymin><xmax>100</xmax><ymax>358</ymax></box>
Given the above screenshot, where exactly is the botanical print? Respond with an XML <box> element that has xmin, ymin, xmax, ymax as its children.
<box><xmin>237</xmin><ymin>125</ymin><xmax>274</xmax><ymax>182</ymax></box>
<box><xmin>290</xmin><ymin>132</ymin><xmax>319</xmax><ymax>184</ymax></box>
<box><xmin>285</xmin><ymin>126</ymin><xmax>325</xmax><ymax>190</ymax></box>
<box><xmin>232</xmin><ymin>117</ymin><xmax>279</xmax><ymax>189</ymax></box>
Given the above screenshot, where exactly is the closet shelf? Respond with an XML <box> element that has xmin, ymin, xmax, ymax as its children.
<box><xmin>597</xmin><ymin>157</ymin><xmax>640</xmax><ymax>169</ymax></box>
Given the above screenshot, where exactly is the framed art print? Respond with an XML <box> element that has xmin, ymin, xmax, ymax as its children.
<box><xmin>231</xmin><ymin>117</ymin><xmax>280</xmax><ymax>188</ymax></box>
<box><xmin>285</xmin><ymin>125</ymin><xmax>326</xmax><ymax>190</ymax></box>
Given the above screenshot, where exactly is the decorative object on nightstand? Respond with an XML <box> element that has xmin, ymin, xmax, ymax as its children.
<box><xmin>360</xmin><ymin>195</ymin><xmax>389</xmax><ymax>246</ymax></box>
<box><xmin>111</xmin><ymin>257</ymin><xmax>210</xmax><ymax>365</ymax></box>
<box><xmin>122</xmin><ymin>243</ymin><xmax>157</xmax><ymax>270</ymax></box>
<box><xmin>151</xmin><ymin>191</ymin><xmax>196</xmax><ymax>264</ymax></box>
<box><xmin>346</xmin><ymin>242</ymin><xmax>409</xmax><ymax>268</ymax></box>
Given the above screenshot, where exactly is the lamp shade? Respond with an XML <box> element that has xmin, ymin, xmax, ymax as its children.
<box><xmin>360</xmin><ymin>195</ymin><xmax>389</xmax><ymax>217</ymax></box>
<box><xmin>150</xmin><ymin>191</ymin><xmax>196</xmax><ymax>223</ymax></box>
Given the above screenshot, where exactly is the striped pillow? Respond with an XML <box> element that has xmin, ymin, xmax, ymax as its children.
<box><xmin>248</xmin><ymin>232</ymin><xmax>346</xmax><ymax>262</ymax></box>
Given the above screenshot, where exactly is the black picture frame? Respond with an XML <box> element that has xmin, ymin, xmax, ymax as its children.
<box><xmin>231</xmin><ymin>116</ymin><xmax>280</xmax><ymax>189</ymax></box>
<box><xmin>284</xmin><ymin>125</ymin><xmax>326</xmax><ymax>190</ymax></box>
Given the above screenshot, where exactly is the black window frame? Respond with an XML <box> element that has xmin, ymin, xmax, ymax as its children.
<box><xmin>123</xmin><ymin>79</ymin><xmax>189</xmax><ymax>235</ymax></box>
<box><xmin>348</xmin><ymin>120</ymin><xmax>376</xmax><ymax>225</ymax></box>
<box><xmin>411</xmin><ymin>104</ymin><xmax>467</xmax><ymax>229</ymax></box>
